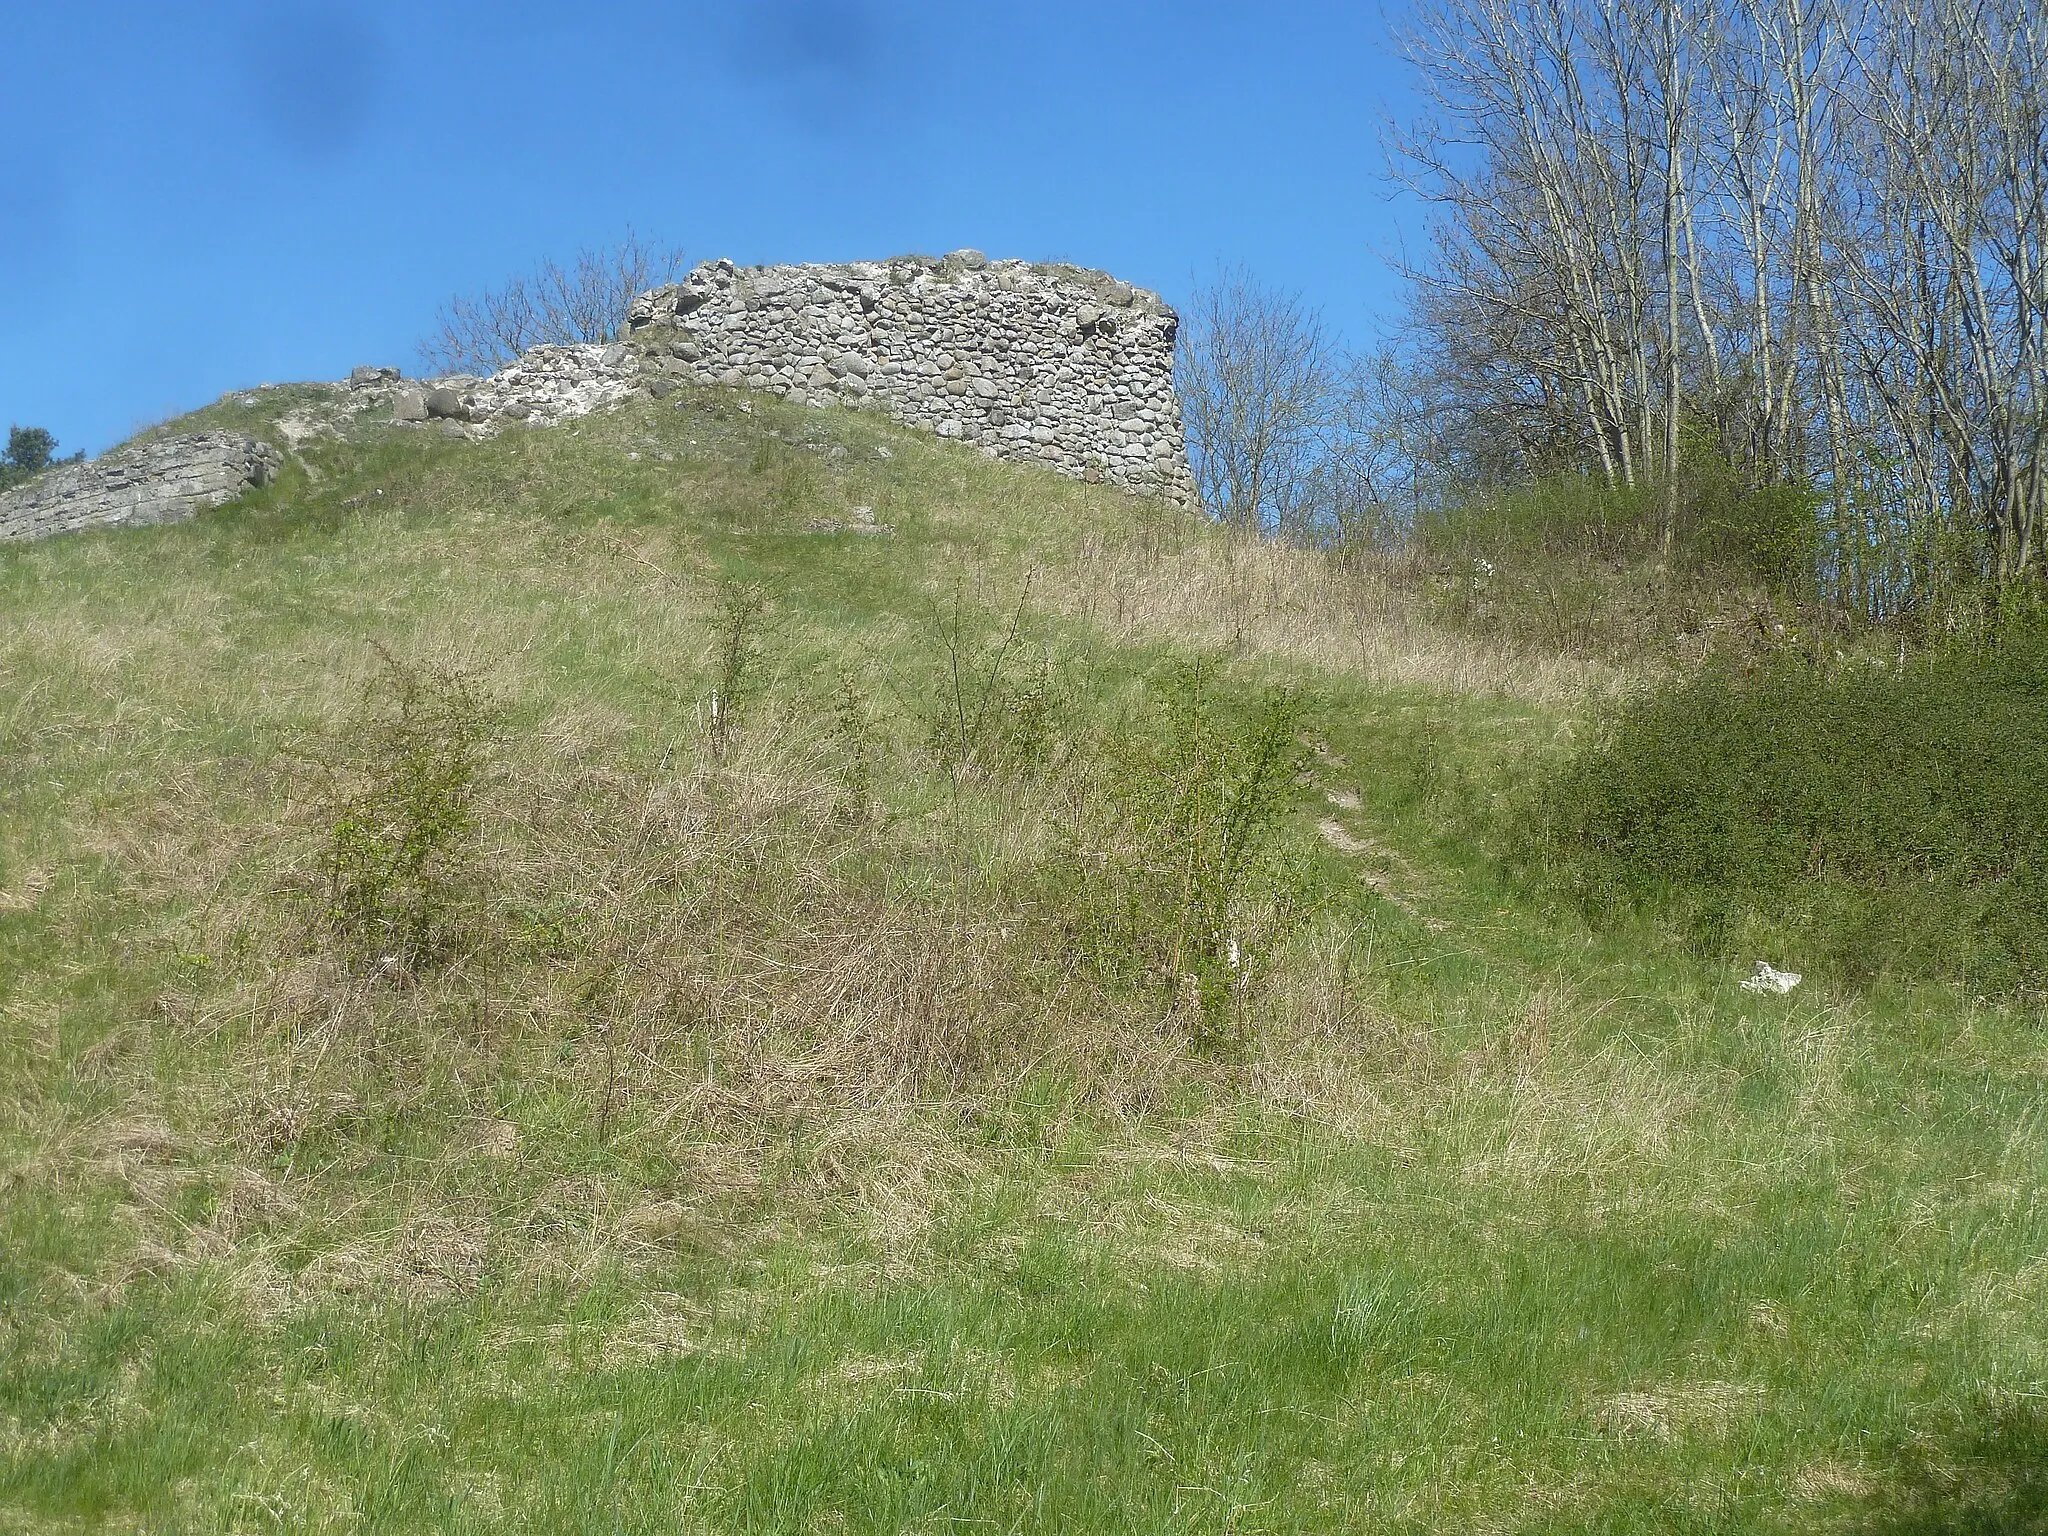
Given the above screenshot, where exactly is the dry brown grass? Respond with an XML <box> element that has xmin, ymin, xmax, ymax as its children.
<box><xmin>15</xmin><ymin>660</ymin><xmax>1730</xmax><ymax>1312</ymax></box>
<box><xmin>0</xmin><ymin>390</ymin><xmax>1709</xmax><ymax>1313</ymax></box>
<box><xmin>1040</xmin><ymin>519</ymin><xmax>1631</xmax><ymax>705</ymax></box>
<box><xmin>36</xmin><ymin>687</ymin><xmax>1208</xmax><ymax>1298</ymax></box>
<box><xmin>52</xmin><ymin>686</ymin><xmax>1704</xmax><ymax>1314</ymax></box>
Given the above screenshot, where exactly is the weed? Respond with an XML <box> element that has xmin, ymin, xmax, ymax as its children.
<box><xmin>707</xmin><ymin>580</ymin><xmax>770</xmax><ymax>760</ymax></box>
<box><xmin>1068</xmin><ymin>661</ymin><xmax>1315</xmax><ymax>1052</ymax></box>
<box><xmin>827</xmin><ymin>667</ymin><xmax>876</xmax><ymax>819</ymax></box>
<box><xmin>314</xmin><ymin>647</ymin><xmax>497</xmax><ymax>973</ymax></box>
<box><xmin>922</xmin><ymin>582</ymin><xmax>1067</xmax><ymax>787</ymax></box>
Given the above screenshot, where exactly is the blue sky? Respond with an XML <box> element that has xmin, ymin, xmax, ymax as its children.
<box><xmin>1</xmin><ymin>2</ymin><xmax>1422</xmax><ymax>457</ymax></box>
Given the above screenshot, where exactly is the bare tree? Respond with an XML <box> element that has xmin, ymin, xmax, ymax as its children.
<box><xmin>1392</xmin><ymin>0</ymin><xmax>1674</xmax><ymax>494</ymax></box>
<box><xmin>1321</xmin><ymin>344</ymin><xmax>1460</xmax><ymax>543</ymax></box>
<box><xmin>1176</xmin><ymin>266</ymin><xmax>1344</xmax><ymax>536</ymax></box>
<box><xmin>1650</xmin><ymin>0</ymin><xmax>1709</xmax><ymax>547</ymax></box>
<box><xmin>419</xmin><ymin>233</ymin><xmax>687</xmax><ymax>376</ymax></box>
<box><xmin>1842</xmin><ymin>0</ymin><xmax>2047</xmax><ymax>587</ymax></box>
<box><xmin>1386</xmin><ymin>0</ymin><xmax>2044</xmax><ymax>611</ymax></box>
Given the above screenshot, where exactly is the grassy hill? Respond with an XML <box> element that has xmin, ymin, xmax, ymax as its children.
<box><xmin>4</xmin><ymin>387</ymin><xmax>2045</xmax><ymax>1533</ymax></box>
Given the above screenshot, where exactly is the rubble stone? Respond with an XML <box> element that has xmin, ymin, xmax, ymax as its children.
<box><xmin>624</xmin><ymin>254</ymin><xmax>1196</xmax><ymax>504</ymax></box>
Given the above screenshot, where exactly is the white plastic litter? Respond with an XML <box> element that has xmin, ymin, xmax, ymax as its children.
<box><xmin>1739</xmin><ymin>960</ymin><xmax>1803</xmax><ymax>995</ymax></box>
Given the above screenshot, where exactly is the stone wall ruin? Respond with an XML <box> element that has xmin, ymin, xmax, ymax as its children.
<box><xmin>4</xmin><ymin>254</ymin><xmax>1198</xmax><ymax>545</ymax></box>
<box><xmin>0</xmin><ymin>432</ymin><xmax>280</xmax><ymax>543</ymax></box>
<box><xmin>625</xmin><ymin>253</ymin><xmax>1196</xmax><ymax>504</ymax></box>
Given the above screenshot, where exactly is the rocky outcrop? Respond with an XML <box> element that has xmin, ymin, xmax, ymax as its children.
<box><xmin>0</xmin><ymin>432</ymin><xmax>280</xmax><ymax>543</ymax></box>
<box><xmin>625</xmin><ymin>253</ymin><xmax>1196</xmax><ymax>504</ymax></box>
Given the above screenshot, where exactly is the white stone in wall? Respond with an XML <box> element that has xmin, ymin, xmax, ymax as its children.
<box><xmin>6</xmin><ymin>254</ymin><xmax>1197</xmax><ymax>547</ymax></box>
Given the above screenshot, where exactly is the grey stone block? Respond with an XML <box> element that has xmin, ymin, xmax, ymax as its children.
<box><xmin>423</xmin><ymin>388</ymin><xmax>470</xmax><ymax>422</ymax></box>
<box><xmin>0</xmin><ymin>433</ymin><xmax>281</xmax><ymax>543</ymax></box>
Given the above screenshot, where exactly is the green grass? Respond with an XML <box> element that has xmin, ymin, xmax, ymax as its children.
<box><xmin>3</xmin><ymin>387</ymin><xmax>2046</xmax><ymax>1532</ymax></box>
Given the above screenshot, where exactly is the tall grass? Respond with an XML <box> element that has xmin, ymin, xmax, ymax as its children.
<box><xmin>4</xmin><ymin>384</ymin><xmax>2046</xmax><ymax>1533</ymax></box>
<box><xmin>1407</xmin><ymin>473</ymin><xmax>1825</xmax><ymax>663</ymax></box>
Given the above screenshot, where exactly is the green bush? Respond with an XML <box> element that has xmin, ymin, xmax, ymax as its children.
<box><xmin>315</xmin><ymin>651</ymin><xmax>498</xmax><ymax>972</ymax></box>
<box><xmin>1416</xmin><ymin>476</ymin><xmax>1663</xmax><ymax>566</ymax></box>
<box><xmin>1540</xmin><ymin>634</ymin><xmax>2048</xmax><ymax>989</ymax></box>
<box><xmin>1409</xmin><ymin>472</ymin><xmax>1827</xmax><ymax>663</ymax></box>
<box><xmin>1066</xmin><ymin>662</ymin><xmax>1314</xmax><ymax>1051</ymax></box>
<box><xmin>1</xmin><ymin>425</ymin><xmax>58</xmax><ymax>490</ymax></box>
<box><xmin>1420</xmin><ymin>469</ymin><xmax>1820</xmax><ymax>590</ymax></box>
<box><xmin>1695</xmin><ymin>480</ymin><xmax>1821</xmax><ymax>593</ymax></box>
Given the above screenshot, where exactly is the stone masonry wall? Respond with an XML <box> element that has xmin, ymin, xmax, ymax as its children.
<box><xmin>2</xmin><ymin>255</ymin><xmax>1192</xmax><ymax>546</ymax></box>
<box><xmin>625</xmin><ymin>252</ymin><xmax>1197</xmax><ymax>504</ymax></box>
<box><xmin>0</xmin><ymin>432</ymin><xmax>280</xmax><ymax>543</ymax></box>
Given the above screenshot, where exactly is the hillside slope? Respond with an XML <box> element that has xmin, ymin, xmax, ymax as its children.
<box><xmin>3</xmin><ymin>388</ymin><xmax>2044</xmax><ymax>1533</ymax></box>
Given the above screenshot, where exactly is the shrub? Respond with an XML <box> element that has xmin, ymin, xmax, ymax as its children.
<box><xmin>1416</xmin><ymin>475</ymin><xmax>1664</xmax><ymax>566</ymax></box>
<box><xmin>1407</xmin><ymin>471</ymin><xmax>1830</xmax><ymax>660</ymax></box>
<box><xmin>1418</xmin><ymin>470</ymin><xmax>1823</xmax><ymax>585</ymax></box>
<box><xmin>1539</xmin><ymin>633</ymin><xmax>2048</xmax><ymax>989</ymax></box>
<box><xmin>1696</xmin><ymin>480</ymin><xmax>1820</xmax><ymax>594</ymax></box>
<box><xmin>315</xmin><ymin>650</ymin><xmax>498</xmax><ymax>972</ymax></box>
<box><xmin>707</xmin><ymin>581</ymin><xmax>771</xmax><ymax>761</ymax></box>
<box><xmin>1067</xmin><ymin>662</ymin><xmax>1315</xmax><ymax>1051</ymax></box>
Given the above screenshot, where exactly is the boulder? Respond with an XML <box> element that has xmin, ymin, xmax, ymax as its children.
<box><xmin>423</xmin><ymin>388</ymin><xmax>471</xmax><ymax>422</ymax></box>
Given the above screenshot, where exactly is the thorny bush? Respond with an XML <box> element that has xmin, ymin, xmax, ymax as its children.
<box><xmin>1536</xmin><ymin>630</ymin><xmax>2048</xmax><ymax>990</ymax></box>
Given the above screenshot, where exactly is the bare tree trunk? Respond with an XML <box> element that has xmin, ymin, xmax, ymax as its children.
<box><xmin>1660</xmin><ymin>0</ymin><xmax>1686</xmax><ymax>553</ymax></box>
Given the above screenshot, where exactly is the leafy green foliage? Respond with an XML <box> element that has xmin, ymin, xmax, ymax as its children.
<box><xmin>1068</xmin><ymin>663</ymin><xmax>1314</xmax><ymax>1051</ymax></box>
<box><xmin>1540</xmin><ymin>634</ymin><xmax>2048</xmax><ymax>988</ymax></box>
<box><xmin>317</xmin><ymin>650</ymin><xmax>497</xmax><ymax>972</ymax></box>
<box><xmin>1695</xmin><ymin>479</ymin><xmax>1821</xmax><ymax>593</ymax></box>
<box><xmin>1</xmin><ymin>425</ymin><xmax>57</xmax><ymax>489</ymax></box>
<box><xmin>707</xmin><ymin>580</ymin><xmax>770</xmax><ymax>759</ymax></box>
<box><xmin>1409</xmin><ymin>472</ymin><xmax>1821</xmax><ymax>662</ymax></box>
<box><xmin>1417</xmin><ymin>475</ymin><xmax>1668</xmax><ymax>567</ymax></box>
